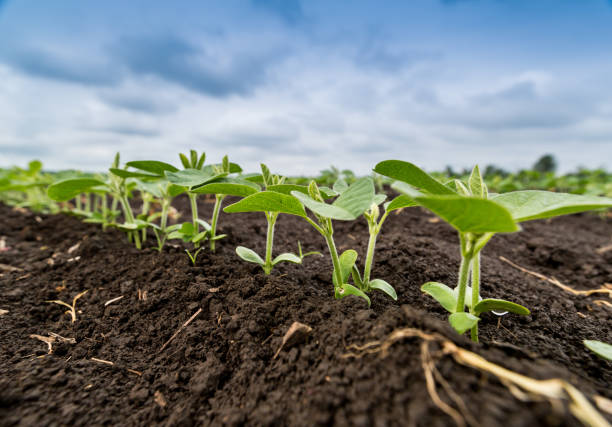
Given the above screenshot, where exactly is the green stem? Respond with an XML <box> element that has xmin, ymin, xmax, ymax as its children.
<box><xmin>188</xmin><ymin>193</ymin><xmax>200</xmax><ymax>248</ymax></box>
<box><xmin>84</xmin><ymin>193</ymin><xmax>91</xmax><ymax>213</ymax></box>
<box><xmin>75</xmin><ymin>194</ymin><xmax>82</xmax><ymax>211</ymax></box>
<box><xmin>160</xmin><ymin>198</ymin><xmax>170</xmax><ymax>232</ymax></box>
<box><xmin>321</xmin><ymin>219</ymin><xmax>344</xmax><ymax>291</ymax></box>
<box><xmin>263</xmin><ymin>212</ymin><xmax>278</xmax><ymax>275</ymax></box>
<box><xmin>119</xmin><ymin>195</ymin><xmax>141</xmax><ymax>249</ymax></box>
<box><xmin>455</xmin><ymin>253</ymin><xmax>472</xmax><ymax>313</ymax></box>
<box><xmin>470</xmin><ymin>253</ymin><xmax>481</xmax><ymax>342</ymax></box>
<box><xmin>209</xmin><ymin>194</ymin><xmax>225</xmax><ymax>252</ymax></box>
<box><xmin>362</xmin><ymin>227</ymin><xmax>378</xmax><ymax>287</ymax></box>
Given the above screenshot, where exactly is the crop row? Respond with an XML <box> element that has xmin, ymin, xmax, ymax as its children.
<box><xmin>1</xmin><ymin>152</ymin><xmax>612</xmax><ymax>355</ymax></box>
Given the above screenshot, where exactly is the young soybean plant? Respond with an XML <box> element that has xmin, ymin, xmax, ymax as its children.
<box><xmin>290</xmin><ymin>177</ymin><xmax>394</xmax><ymax>306</ymax></box>
<box><xmin>164</xmin><ymin>151</ymin><xmax>247</xmax><ymax>252</ymax></box>
<box><xmin>223</xmin><ymin>164</ymin><xmax>321</xmax><ymax>275</ymax></box>
<box><xmin>374</xmin><ymin>160</ymin><xmax>612</xmax><ymax>342</ymax></box>
<box><xmin>48</xmin><ymin>153</ymin><xmax>146</xmax><ymax>249</ymax></box>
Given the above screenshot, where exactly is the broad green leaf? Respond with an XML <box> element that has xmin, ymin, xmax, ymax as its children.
<box><xmin>126</xmin><ymin>160</ymin><xmax>178</xmax><ymax>175</ymax></box>
<box><xmin>48</xmin><ymin>178</ymin><xmax>107</xmax><ymax>201</ymax></box>
<box><xmin>168</xmin><ymin>184</ymin><xmax>187</xmax><ymax>197</ymax></box>
<box><xmin>272</xmin><ymin>253</ymin><xmax>302</xmax><ymax>265</ymax></box>
<box><xmin>242</xmin><ymin>173</ymin><xmax>264</xmax><ymax>184</ymax></box>
<box><xmin>165</xmin><ymin>169</ymin><xmax>220</xmax><ymax>188</ymax></box>
<box><xmin>490</xmin><ymin>190</ymin><xmax>612</xmax><ymax>222</ymax></box>
<box><xmin>333</xmin><ymin>178</ymin><xmax>349</xmax><ymax>194</ymax></box>
<box><xmin>191</xmin><ymin>178</ymin><xmax>260</xmax><ymax>197</ymax></box>
<box><xmin>369</xmin><ymin>279</ymin><xmax>397</xmax><ymax>300</ymax></box>
<box><xmin>292</xmin><ymin>191</ymin><xmax>356</xmax><ymax>220</ymax></box>
<box><xmin>28</xmin><ymin>160</ymin><xmax>43</xmax><ymax>173</ymax></box>
<box><xmin>415</xmin><ymin>195</ymin><xmax>520</xmax><ymax>233</ymax></box>
<box><xmin>391</xmin><ymin>181</ymin><xmax>422</xmax><ymax>199</ymax></box>
<box><xmin>109</xmin><ymin>168</ymin><xmax>158</xmax><ymax>179</ymax></box>
<box><xmin>338</xmin><ymin>250</ymin><xmax>358</xmax><ymax>284</ymax></box>
<box><xmin>336</xmin><ymin>283</ymin><xmax>371</xmax><ymax>307</ymax></box>
<box><xmin>421</xmin><ymin>282</ymin><xmax>457</xmax><ymax>313</ymax></box>
<box><xmin>373</xmin><ymin>193</ymin><xmax>387</xmax><ymax>206</ymax></box>
<box><xmin>583</xmin><ymin>340</ymin><xmax>612</xmax><ymax>361</ymax></box>
<box><xmin>474</xmin><ymin>299</ymin><xmax>530</xmax><ymax>316</ymax></box>
<box><xmin>449</xmin><ymin>312</ymin><xmax>480</xmax><ymax>334</ymax></box>
<box><xmin>384</xmin><ymin>195</ymin><xmax>417</xmax><ymax>213</ymax></box>
<box><xmin>332</xmin><ymin>177</ymin><xmax>375</xmax><ymax>218</ymax></box>
<box><xmin>179</xmin><ymin>222</ymin><xmax>195</xmax><ymax>235</ymax></box>
<box><xmin>179</xmin><ymin>153</ymin><xmax>190</xmax><ymax>169</ymax></box>
<box><xmin>374</xmin><ymin>160</ymin><xmax>456</xmax><ymax>195</ymax></box>
<box><xmin>202</xmin><ymin>162</ymin><xmax>242</xmax><ymax>175</ymax></box>
<box><xmin>468</xmin><ymin>165</ymin><xmax>485</xmax><ymax>198</ymax></box>
<box><xmin>236</xmin><ymin>246</ymin><xmax>265</xmax><ymax>265</ymax></box>
<box><xmin>268</xmin><ymin>184</ymin><xmax>336</xmax><ymax>199</ymax></box>
<box><xmin>224</xmin><ymin>191</ymin><xmax>307</xmax><ymax>217</ymax></box>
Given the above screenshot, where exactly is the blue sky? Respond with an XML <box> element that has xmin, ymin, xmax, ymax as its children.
<box><xmin>1</xmin><ymin>0</ymin><xmax>612</xmax><ymax>174</ymax></box>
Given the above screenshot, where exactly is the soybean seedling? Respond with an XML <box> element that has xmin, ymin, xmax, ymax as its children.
<box><xmin>46</xmin><ymin>290</ymin><xmax>88</xmax><ymax>323</ymax></box>
<box><xmin>48</xmin><ymin>153</ymin><xmax>146</xmax><ymax>248</ymax></box>
<box><xmin>164</xmin><ymin>151</ymin><xmax>245</xmax><ymax>251</ymax></box>
<box><xmin>375</xmin><ymin>160</ymin><xmax>612</xmax><ymax>342</ymax></box>
<box><xmin>290</xmin><ymin>178</ymin><xmax>380</xmax><ymax>306</ymax></box>
<box><xmin>224</xmin><ymin>164</ymin><xmax>320</xmax><ymax>274</ymax></box>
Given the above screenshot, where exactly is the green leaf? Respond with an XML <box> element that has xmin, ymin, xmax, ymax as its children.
<box><xmin>191</xmin><ymin>178</ymin><xmax>260</xmax><ymax>197</ymax></box>
<box><xmin>202</xmin><ymin>162</ymin><xmax>242</xmax><ymax>174</ymax></box>
<box><xmin>468</xmin><ymin>165</ymin><xmax>485</xmax><ymax>198</ymax></box>
<box><xmin>211</xmin><ymin>234</ymin><xmax>226</xmax><ymax>241</ymax></box>
<box><xmin>236</xmin><ymin>246</ymin><xmax>265</xmax><ymax>265</ymax></box>
<box><xmin>449</xmin><ymin>312</ymin><xmax>480</xmax><ymax>334</ymax></box>
<box><xmin>373</xmin><ymin>193</ymin><xmax>387</xmax><ymax>206</ymax></box>
<box><xmin>165</xmin><ymin>169</ymin><xmax>220</xmax><ymax>188</ymax></box>
<box><xmin>583</xmin><ymin>340</ymin><xmax>612</xmax><ymax>361</ymax></box>
<box><xmin>109</xmin><ymin>168</ymin><xmax>158</xmax><ymax>179</ymax></box>
<box><xmin>272</xmin><ymin>253</ymin><xmax>302</xmax><ymax>265</ymax></box>
<box><xmin>369</xmin><ymin>279</ymin><xmax>397</xmax><ymax>300</ymax></box>
<box><xmin>490</xmin><ymin>190</ymin><xmax>612</xmax><ymax>223</ymax></box>
<box><xmin>332</xmin><ymin>177</ymin><xmax>375</xmax><ymax>217</ymax></box>
<box><xmin>196</xmin><ymin>219</ymin><xmax>212</xmax><ymax>231</ymax></box>
<box><xmin>179</xmin><ymin>153</ymin><xmax>190</xmax><ymax>169</ymax></box>
<box><xmin>374</xmin><ymin>160</ymin><xmax>456</xmax><ymax>195</ymax></box>
<box><xmin>292</xmin><ymin>191</ymin><xmax>356</xmax><ymax>220</ymax></box>
<box><xmin>454</xmin><ymin>180</ymin><xmax>471</xmax><ymax>196</ymax></box>
<box><xmin>179</xmin><ymin>222</ymin><xmax>195</xmax><ymax>235</ymax></box>
<box><xmin>192</xmin><ymin>231</ymin><xmax>209</xmax><ymax>243</ymax></box>
<box><xmin>223</xmin><ymin>191</ymin><xmax>307</xmax><ymax>217</ymax></box>
<box><xmin>415</xmin><ymin>195</ymin><xmax>520</xmax><ymax>233</ymax></box>
<box><xmin>48</xmin><ymin>178</ymin><xmax>107</xmax><ymax>201</ymax></box>
<box><xmin>337</xmin><ymin>250</ymin><xmax>358</xmax><ymax>284</ymax></box>
<box><xmin>421</xmin><ymin>282</ymin><xmax>457</xmax><ymax>313</ymax></box>
<box><xmin>168</xmin><ymin>184</ymin><xmax>187</xmax><ymax>197</ymax></box>
<box><xmin>336</xmin><ymin>283</ymin><xmax>371</xmax><ymax>307</ymax></box>
<box><xmin>333</xmin><ymin>178</ymin><xmax>349</xmax><ymax>194</ymax></box>
<box><xmin>126</xmin><ymin>160</ymin><xmax>178</xmax><ymax>175</ymax></box>
<box><xmin>267</xmin><ymin>184</ymin><xmax>336</xmax><ymax>199</ymax></box>
<box><xmin>474</xmin><ymin>299</ymin><xmax>530</xmax><ymax>316</ymax></box>
<box><xmin>384</xmin><ymin>194</ymin><xmax>417</xmax><ymax>213</ymax></box>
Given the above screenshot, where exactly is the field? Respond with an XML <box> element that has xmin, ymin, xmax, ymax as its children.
<box><xmin>1</xmin><ymin>157</ymin><xmax>611</xmax><ymax>426</ymax></box>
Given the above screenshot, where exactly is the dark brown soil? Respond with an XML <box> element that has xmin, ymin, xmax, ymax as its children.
<box><xmin>1</xmin><ymin>197</ymin><xmax>611</xmax><ymax>426</ymax></box>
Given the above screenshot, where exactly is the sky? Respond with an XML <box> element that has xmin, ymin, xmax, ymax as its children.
<box><xmin>1</xmin><ymin>0</ymin><xmax>612</xmax><ymax>175</ymax></box>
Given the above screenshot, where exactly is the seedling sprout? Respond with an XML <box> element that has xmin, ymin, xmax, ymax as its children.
<box><xmin>46</xmin><ymin>290</ymin><xmax>88</xmax><ymax>323</ymax></box>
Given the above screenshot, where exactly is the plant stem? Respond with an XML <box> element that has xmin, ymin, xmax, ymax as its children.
<box><xmin>75</xmin><ymin>194</ymin><xmax>82</xmax><ymax>211</ymax></box>
<box><xmin>119</xmin><ymin>195</ymin><xmax>141</xmax><ymax>249</ymax></box>
<box><xmin>188</xmin><ymin>193</ymin><xmax>199</xmax><ymax>248</ymax></box>
<box><xmin>455</xmin><ymin>253</ymin><xmax>472</xmax><ymax>313</ymax></box>
<box><xmin>321</xmin><ymin>219</ymin><xmax>344</xmax><ymax>291</ymax></box>
<box><xmin>84</xmin><ymin>193</ymin><xmax>91</xmax><ymax>213</ymax></box>
<box><xmin>160</xmin><ymin>198</ymin><xmax>169</xmax><ymax>232</ymax></box>
<box><xmin>362</xmin><ymin>228</ymin><xmax>378</xmax><ymax>287</ymax></box>
<box><xmin>470</xmin><ymin>252</ymin><xmax>481</xmax><ymax>342</ymax></box>
<box><xmin>263</xmin><ymin>212</ymin><xmax>278</xmax><ymax>275</ymax></box>
<box><xmin>209</xmin><ymin>194</ymin><xmax>225</xmax><ymax>252</ymax></box>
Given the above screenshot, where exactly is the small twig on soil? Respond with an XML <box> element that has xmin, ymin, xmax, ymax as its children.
<box><xmin>0</xmin><ymin>263</ymin><xmax>22</xmax><ymax>272</ymax></box>
<box><xmin>499</xmin><ymin>256</ymin><xmax>612</xmax><ymax>299</ymax></box>
<box><xmin>30</xmin><ymin>332</ymin><xmax>76</xmax><ymax>354</ymax></box>
<box><xmin>90</xmin><ymin>357</ymin><xmax>142</xmax><ymax>376</ymax></box>
<box><xmin>159</xmin><ymin>308</ymin><xmax>202</xmax><ymax>352</ymax></box>
<box><xmin>0</xmin><ymin>309</ymin><xmax>8</xmax><ymax>316</ymax></box>
<box><xmin>273</xmin><ymin>322</ymin><xmax>312</xmax><ymax>360</ymax></box>
<box><xmin>104</xmin><ymin>295</ymin><xmax>124</xmax><ymax>306</ymax></box>
<box><xmin>593</xmin><ymin>300</ymin><xmax>612</xmax><ymax>308</ymax></box>
<box><xmin>595</xmin><ymin>243</ymin><xmax>612</xmax><ymax>254</ymax></box>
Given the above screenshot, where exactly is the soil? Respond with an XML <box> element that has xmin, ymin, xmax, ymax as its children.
<box><xmin>0</xmin><ymin>195</ymin><xmax>611</xmax><ymax>427</ymax></box>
